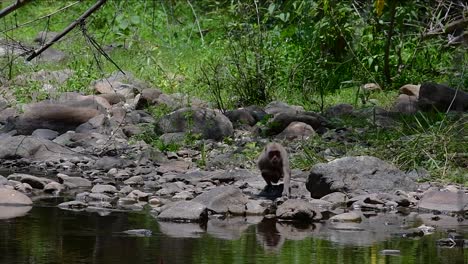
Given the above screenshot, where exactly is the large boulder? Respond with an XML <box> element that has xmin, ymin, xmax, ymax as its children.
<box><xmin>156</xmin><ymin>107</ymin><xmax>233</xmax><ymax>141</ymax></box>
<box><xmin>418</xmin><ymin>83</ymin><xmax>468</xmax><ymax>112</ymax></box>
<box><xmin>192</xmin><ymin>186</ymin><xmax>249</xmax><ymax>215</ymax></box>
<box><xmin>0</xmin><ymin>135</ymin><xmax>88</xmax><ymax>161</ymax></box>
<box><xmin>0</xmin><ymin>188</ymin><xmax>32</xmax><ymax>206</ymax></box>
<box><xmin>4</xmin><ymin>102</ymin><xmax>101</xmax><ymax>135</ymax></box>
<box><xmin>306</xmin><ymin>156</ymin><xmax>418</xmax><ymax>199</ymax></box>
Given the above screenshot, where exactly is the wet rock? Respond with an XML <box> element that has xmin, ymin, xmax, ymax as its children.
<box><xmin>43</xmin><ymin>182</ymin><xmax>64</xmax><ymax>194</ymax></box>
<box><xmin>158</xmin><ymin>201</ymin><xmax>208</xmax><ymax>222</ymax></box>
<box><xmin>7</xmin><ymin>173</ymin><xmax>52</xmax><ymax>189</ymax></box>
<box><xmin>58</xmin><ymin>200</ymin><xmax>88</xmax><ymax>210</ymax></box>
<box><xmin>157</xmin><ymin>222</ymin><xmax>205</xmax><ymax>238</ymax></box>
<box><xmin>320</xmin><ymin>192</ymin><xmax>348</xmax><ymax>207</ymax></box>
<box><xmin>0</xmin><ymin>205</ymin><xmax>32</xmax><ymax>219</ymax></box>
<box><xmin>419</xmin><ymin>190</ymin><xmax>468</xmax><ymax>213</ymax></box>
<box><xmin>156</xmin><ymin>107</ymin><xmax>233</xmax><ymax>141</ymax></box>
<box><xmin>122</xmin><ymin>229</ymin><xmax>152</xmax><ymax>237</ymax></box>
<box><xmin>57</xmin><ymin>173</ymin><xmax>92</xmax><ymax>188</ymax></box>
<box><xmin>276</xmin><ymin>199</ymin><xmax>323</xmax><ymax>221</ymax></box>
<box><xmin>0</xmin><ymin>188</ymin><xmax>33</xmax><ymax>205</ymax></box>
<box><xmin>245</xmin><ymin>200</ymin><xmax>267</xmax><ymax>215</ymax></box>
<box><xmin>330</xmin><ymin>212</ymin><xmax>362</xmax><ymax>222</ymax></box>
<box><xmin>306</xmin><ymin>156</ymin><xmax>418</xmax><ymax>198</ymax></box>
<box><xmin>193</xmin><ymin>186</ymin><xmax>249</xmax><ymax>215</ymax></box>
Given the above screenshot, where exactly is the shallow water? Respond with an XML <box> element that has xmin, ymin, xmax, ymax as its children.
<box><xmin>0</xmin><ymin>198</ymin><xmax>467</xmax><ymax>264</ymax></box>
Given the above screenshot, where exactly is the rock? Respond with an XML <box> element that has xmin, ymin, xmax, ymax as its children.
<box><xmin>392</xmin><ymin>94</ymin><xmax>418</xmax><ymax>113</ymax></box>
<box><xmin>98</xmin><ymin>93</ymin><xmax>126</xmax><ymax>105</ymax></box>
<box><xmin>306</xmin><ymin>156</ymin><xmax>418</xmax><ymax>198</ymax></box>
<box><xmin>325</xmin><ymin>104</ymin><xmax>354</xmax><ymax>117</ymax></box>
<box><xmin>264</xmin><ymin>101</ymin><xmax>304</xmax><ymax>115</ymax></box>
<box><xmin>123</xmin><ymin>176</ymin><xmax>144</xmax><ymax>186</ymax></box>
<box><xmin>0</xmin><ymin>188</ymin><xmax>32</xmax><ymax>205</ymax></box>
<box><xmin>135</xmin><ymin>88</ymin><xmax>163</xmax><ymax>109</ymax></box>
<box><xmin>172</xmin><ymin>191</ymin><xmax>194</xmax><ymax>200</ymax></box>
<box><xmin>330</xmin><ymin>212</ymin><xmax>362</xmax><ymax>222</ymax></box>
<box><xmin>13</xmin><ymin>182</ymin><xmax>33</xmax><ymax>193</ymax></box>
<box><xmin>276</xmin><ymin>199</ymin><xmax>323</xmax><ymax>221</ymax></box>
<box><xmin>245</xmin><ymin>200</ymin><xmax>267</xmax><ymax>215</ymax></box>
<box><xmin>156</xmin><ymin>107</ymin><xmax>233</xmax><ymax>141</ymax></box>
<box><xmin>43</xmin><ymin>182</ymin><xmax>64</xmax><ymax>193</ymax></box>
<box><xmin>58</xmin><ymin>200</ymin><xmax>88</xmax><ymax>209</ymax></box>
<box><xmin>122</xmin><ymin>229</ymin><xmax>152</xmax><ymax>237</ymax></box>
<box><xmin>94</xmin><ymin>156</ymin><xmax>133</xmax><ymax>170</ymax></box>
<box><xmin>4</xmin><ymin>102</ymin><xmax>101</xmax><ymax>135</ymax></box>
<box><xmin>244</xmin><ymin>105</ymin><xmax>268</xmax><ymax>122</ymax></box>
<box><xmin>192</xmin><ymin>186</ymin><xmax>249</xmax><ymax>215</ymax></box>
<box><xmin>158</xmin><ymin>201</ymin><xmax>207</xmax><ymax>222</ymax></box>
<box><xmin>31</xmin><ymin>128</ymin><xmax>59</xmax><ymax>140</ymax></box>
<box><xmin>57</xmin><ymin>173</ymin><xmax>92</xmax><ymax>188</ymax></box>
<box><xmin>264</xmin><ymin>112</ymin><xmax>327</xmax><ymax>136</ymax></box>
<box><xmin>7</xmin><ymin>173</ymin><xmax>52</xmax><ymax>189</ymax></box>
<box><xmin>399</xmin><ymin>84</ymin><xmax>420</xmax><ymax>97</ymax></box>
<box><xmin>0</xmin><ymin>205</ymin><xmax>32</xmax><ymax>219</ymax></box>
<box><xmin>418</xmin><ymin>83</ymin><xmax>468</xmax><ymax>112</ymax></box>
<box><xmin>419</xmin><ymin>190</ymin><xmax>468</xmax><ymax>213</ymax></box>
<box><xmin>88</xmin><ymin>193</ymin><xmax>113</xmax><ymax>202</ymax></box>
<box><xmin>225</xmin><ymin>109</ymin><xmax>257</xmax><ymax>127</ymax></box>
<box><xmin>156</xmin><ymin>160</ymin><xmax>192</xmax><ymax>174</ymax></box>
<box><xmin>34</xmin><ymin>31</ymin><xmax>60</xmax><ymax>44</ymax></box>
<box><xmin>127</xmin><ymin>190</ymin><xmax>150</xmax><ymax>201</ymax></box>
<box><xmin>276</xmin><ymin>121</ymin><xmax>315</xmax><ymax>140</ymax></box>
<box><xmin>320</xmin><ymin>192</ymin><xmax>348</xmax><ymax>207</ymax></box>
<box><xmin>91</xmin><ymin>184</ymin><xmax>118</xmax><ymax>194</ymax></box>
<box><xmin>33</xmin><ymin>48</ymin><xmax>66</xmax><ymax>63</ymax></box>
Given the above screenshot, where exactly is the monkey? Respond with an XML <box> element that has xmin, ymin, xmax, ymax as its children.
<box><xmin>257</xmin><ymin>142</ymin><xmax>291</xmax><ymax>198</ymax></box>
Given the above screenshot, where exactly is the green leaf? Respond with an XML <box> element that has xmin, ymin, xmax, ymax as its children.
<box><xmin>268</xmin><ymin>3</ymin><xmax>275</xmax><ymax>15</ymax></box>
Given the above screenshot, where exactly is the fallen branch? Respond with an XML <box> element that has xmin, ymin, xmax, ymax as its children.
<box><xmin>26</xmin><ymin>0</ymin><xmax>107</xmax><ymax>61</ymax></box>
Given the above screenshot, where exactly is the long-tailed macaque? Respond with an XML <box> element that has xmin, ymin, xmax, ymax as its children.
<box><xmin>257</xmin><ymin>142</ymin><xmax>291</xmax><ymax>198</ymax></box>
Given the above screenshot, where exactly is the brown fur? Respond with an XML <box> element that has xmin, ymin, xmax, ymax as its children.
<box><xmin>257</xmin><ymin>142</ymin><xmax>291</xmax><ymax>197</ymax></box>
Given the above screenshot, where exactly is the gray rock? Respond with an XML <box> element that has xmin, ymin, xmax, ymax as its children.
<box><xmin>158</xmin><ymin>201</ymin><xmax>207</xmax><ymax>222</ymax></box>
<box><xmin>418</xmin><ymin>83</ymin><xmax>468</xmax><ymax>112</ymax></box>
<box><xmin>0</xmin><ymin>205</ymin><xmax>32</xmax><ymax>219</ymax></box>
<box><xmin>94</xmin><ymin>156</ymin><xmax>133</xmax><ymax>170</ymax></box>
<box><xmin>276</xmin><ymin>121</ymin><xmax>315</xmax><ymax>140</ymax></box>
<box><xmin>91</xmin><ymin>184</ymin><xmax>118</xmax><ymax>194</ymax></box>
<box><xmin>43</xmin><ymin>182</ymin><xmax>64</xmax><ymax>193</ymax></box>
<box><xmin>127</xmin><ymin>190</ymin><xmax>150</xmax><ymax>201</ymax></box>
<box><xmin>156</xmin><ymin>107</ymin><xmax>233</xmax><ymax>141</ymax></box>
<box><xmin>306</xmin><ymin>156</ymin><xmax>418</xmax><ymax>198</ymax></box>
<box><xmin>330</xmin><ymin>212</ymin><xmax>362</xmax><ymax>222</ymax></box>
<box><xmin>0</xmin><ymin>188</ymin><xmax>32</xmax><ymax>205</ymax></box>
<box><xmin>122</xmin><ymin>229</ymin><xmax>152</xmax><ymax>237</ymax></box>
<box><xmin>123</xmin><ymin>176</ymin><xmax>144</xmax><ymax>186</ymax></box>
<box><xmin>58</xmin><ymin>200</ymin><xmax>87</xmax><ymax>209</ymax></box>
<box><xmin>276</xmin><ymin>199</ymin><xmax>323</xmax><ymax>221</ymax></box>
<box><xmin>264</xmin><ymin>112</ymin><xmax>327</xmax><ymax>136</ymax></box>
<box><xmin>325</xmin><ymin>104</ymin><xmax>354</xmax><ymax>117</ymax></box>
<box><xmin>57</xmin><ymin>173</ymin><xmax>92</xmax><ymax>188</ymax></box>
<box><xmin>31</xmin><ymin>129</ymin><xmax>59</xmax><ymax>140</ymax></box>
<box><xmin>192</xmin><ymin>186</ymin><xmax>249</xmax><ymax>215</ymax></box>
<box><xmin>0</xmin><ymin>136</ymin><xmax>87</xmax><ymax>161</ymax></box>
<box><xmin>225</xmin><ymin>109</ymin><xmax>256</xmax><ymax>127</ymax></box>
<box><xmin>264</xmin><ymin>101</ymin><xmax>304</xmax><ymax>115</ymax></box>
<box><xmin>88</xmin><ymin>193</ymin><xmax>113</xmax><ymax>202</ymax></box>
<box><xmin>7</xmin><ymin>173</ymin><xmax>52</xmax><ymax>189</ymax></box>
<box><xmin>419</xmin><ymin>190</ymin><xmax>468</xmax><ymax>213</ymax></box>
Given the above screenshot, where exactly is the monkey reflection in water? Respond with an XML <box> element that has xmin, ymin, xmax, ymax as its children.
<box><xmin>257</xmin><ymin>142</ymin><xmax>291</xmax><ymax>198</ymax></box>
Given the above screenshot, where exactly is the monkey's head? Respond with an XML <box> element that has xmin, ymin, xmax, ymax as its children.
<box><xmin>268</xmin><ymin>150</ymin><xmax>282</xmax><ymax>165</ymax></box>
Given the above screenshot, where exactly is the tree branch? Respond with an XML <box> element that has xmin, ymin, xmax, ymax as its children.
<box><xmin>0</xmin><ymin>0</ymin><xmax>33</xmax><ymax>19</ymax></box>
<box><xmin>26</xmin><ymin>0</ymin><xmax>107</xmax><ymax>61</ymax></box>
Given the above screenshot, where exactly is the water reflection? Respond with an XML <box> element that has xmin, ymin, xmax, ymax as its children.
<box><xmin>0</xmin><ymin>205</ymin><xmax>32</xmax><ymax>219</ymax></box>
<box><xmin>0</xmin><ymin>204</ymin><xmax>467</xmax><ymax>264</ymax></box>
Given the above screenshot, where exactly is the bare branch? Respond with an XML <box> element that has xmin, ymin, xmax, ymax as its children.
<box><xmin>26</xmin><ymin>0</ymin><xmax>107</xmax><ymax>61</ymax></box>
